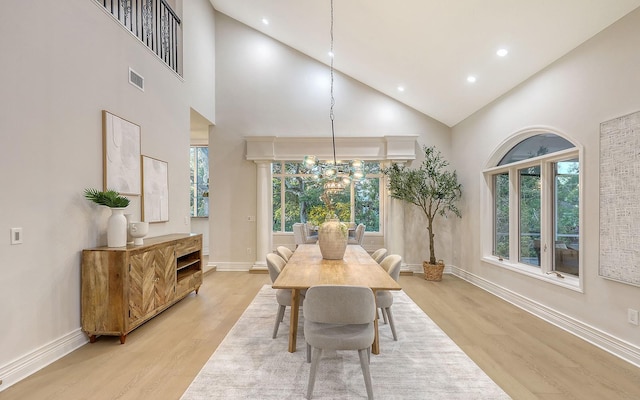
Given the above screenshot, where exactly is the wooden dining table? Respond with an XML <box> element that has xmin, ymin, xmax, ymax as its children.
<box><xmin>272</xmin><ymin>244</ymin><xmax>401</xmax><ymax>354</ymax></box>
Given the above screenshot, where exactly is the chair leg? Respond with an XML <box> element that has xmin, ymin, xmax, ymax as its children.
<box><xmin>306</xmin><ymin>342</ymin><xmax>311</xmax><ymax>363</ymax></box>
<box><xmin>358</xmin><ymin>348</ymin><xmax>374</xmax><ymax>400</ymax></box>
<box><xmin>272</xmin><ymin>305</ymin><xmax>286</xmax><ymax>339</ymax></box>
<box><xmin>307</xmin><ymin>347</ymin><xmax>323</xmax><ymax>399</ymax></box>
<box><xmin>381</xmin><ymin>307</ymin><xmax>389</xmax><ymax>324</ymax></box>
<box><xmin>385</xmin><ymin>307</ymin><xmax>397</xmax><ymax>341</ymax></box>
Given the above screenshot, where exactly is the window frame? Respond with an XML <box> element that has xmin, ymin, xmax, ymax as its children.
<box><xmin>481</xmin><ymin>131</ymin><xmax>584</xmax><ymax>292</ymax></box>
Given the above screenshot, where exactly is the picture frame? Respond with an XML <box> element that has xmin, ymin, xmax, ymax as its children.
<box><xmin>142</xmin><ymin>155</ymin><xmax>169</xmax><ymax>223</ymax></box>
<box><xmin>102</xmin><ymin>110</ymin><xmax>141</xmax><ymax>195</ymax></box>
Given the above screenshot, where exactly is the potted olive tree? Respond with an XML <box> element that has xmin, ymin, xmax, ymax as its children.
<box><xmin>382</xmin><ymin>145</ymin><xmax>462</xmax><ymax>281</ymax></box>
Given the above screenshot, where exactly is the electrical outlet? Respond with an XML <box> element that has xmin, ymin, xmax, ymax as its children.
<box><xmin>246</xmin><ymin>247</ymin><xmax>252</xmax><ymax>255</ymax></box>
<box><xmin>628</xmin><ymin>308</ymin><xmax>639</xmax><ymax>325</ymax></box>
<box><xmin>10</xmin><ymin>227</ymin><xmax>22</xmax><ymax>245</ymax></box>
<box><xmin>247</xmin><ymin>216</ymin><xmax>255</xmax><ymax>222</ymax></box>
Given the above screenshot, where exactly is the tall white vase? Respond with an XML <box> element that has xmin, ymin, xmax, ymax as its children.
<box><xmin>107</xmin><ymin>208</ymin><xmax>128</xmax><ymax>247</ymax></box>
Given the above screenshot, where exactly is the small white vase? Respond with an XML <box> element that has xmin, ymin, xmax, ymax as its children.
<box><xmin>107</xmin><ymin>208</ymin><xmax>128</xmax><ymax>247</ymax></box>
<box><xmin>124</xmin><ymin>213</ymin><xmax>134</xmax><ymax>244</ymax></box>
<box><xmin>318</xmin><ymin>219</ymin><xmax>348</xmax><ymax>260</ymax></box>
<box><xmin>129</xmin><ymin>221</ymin><xmax>149</xmax><ymax>245</ymax></box>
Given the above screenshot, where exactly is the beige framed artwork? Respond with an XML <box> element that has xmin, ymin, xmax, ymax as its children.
<box><xmin>102</xmin><ymin>110</ymin><xmax>141</xmax><ymax>195</ymax></box>
<box><xmin>142</xmin><ymin>155</ymin><xmax>169</xmax><ymax>223</ymax></box>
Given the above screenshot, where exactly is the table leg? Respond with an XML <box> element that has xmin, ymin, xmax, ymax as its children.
<box><xmin>288</xmin><ymin>288</ymin><xmax>300</xmax><ymax>353</ymax></box>
<box><xmin>372</xmin><ymin>318</ymin><xmax>380</xmax><ymax>354</ymax></box>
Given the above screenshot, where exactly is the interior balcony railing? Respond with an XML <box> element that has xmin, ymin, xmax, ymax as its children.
<box><xmin>97</xmin><ymin>0</ymin><xmax>182</xmax><ymax>75</ymax></box>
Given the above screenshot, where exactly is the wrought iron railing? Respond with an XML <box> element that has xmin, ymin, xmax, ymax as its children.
<box><xmin>97</xmin><ymin>0</ymin><xmax>181</xmax><ymax>74</ymax></box>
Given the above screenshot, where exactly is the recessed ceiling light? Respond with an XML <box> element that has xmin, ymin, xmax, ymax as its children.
<box><xmin>261</xmin><ymin>18</ymin><xmax>269</xmax><ymax>25</ymax></box>
<box><xmin>497</xmin><ymin>48</ymin><xmax>508</xmax><ymax>57</ymax></box>
<box><xmin>467</xmin><ymin>75</ymin><xmax>477</xmax><ymax>83</ymax></box>
<box><xmin>328</xmin><ymin>51</ymin><xmax>334</xmax><ymax>58</ymax></box>
<box><xmin>397</xmin><ymin>86</ymin><xmax>405</xmax><ymax>92</ymax></box>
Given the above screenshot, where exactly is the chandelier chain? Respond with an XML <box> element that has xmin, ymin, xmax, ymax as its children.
<box><xmin>330</xmin><ymin>0</ymin><xmax>337</xmax><ymax>166</ymax></box>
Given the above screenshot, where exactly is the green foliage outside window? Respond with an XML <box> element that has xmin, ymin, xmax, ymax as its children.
<box><xmin>273</xmin><ymin>161</ymin><xmax>381</xmax><ymax>232</ymax></box>
<box><xmin>190</xmin><ymin>146</ymin><xmax>209</xmax><ymax>217</ymax></box>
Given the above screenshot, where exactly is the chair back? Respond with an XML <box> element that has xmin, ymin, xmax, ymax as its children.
<box><xmin>303</xmin><ymin>285</ymin><xmax>376</xmax><ymax>325</ymax></box>
<box><xmin>276</xmin><ymin>246</ymin><xmax>294</xmax><ymax>262</ymax></box>
<box><xmin>380</xmin><ymin>254</ymin><xmax>402</xmax><ymax>281</ymax></box>
<box><xmin>371</xmin><ymin>248</ymin><xmax>387</xmax><ymax>263</ymax></box>
<box><xmin>266</xmin><ymin>253</ymin><xmax>287</xmax><ymax>283</ymax></box>
<box><xmin>355</xmin><ymin>224</ymin><xmax>366</xmax><ymax>245</ymax></box>
<box><xmin>293</xmin><ymin>223</ymin><xmax>306</xmax><ymax>245</ymax></box>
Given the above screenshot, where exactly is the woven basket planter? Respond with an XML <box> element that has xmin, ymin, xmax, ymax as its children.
<box><xmin>318</xmin><ymin>219</ymin><xmax>348</xmax><ymax>260</ymax></box>
<box><xmin>422</xmin><ymin>261</ymin><xmax>445</xmax><ymax>281</ymax></box>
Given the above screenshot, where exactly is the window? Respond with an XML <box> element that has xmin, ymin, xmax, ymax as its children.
<box><xmin>483</xmin><ymin>132</ymin><xmax>581</xmax><ymax>287</ymax></box>
<box><xmin>272</xmin><ymin>161</ymin><xmax>382</xmax><ymax>232</ymax></box>
<box><xmin>190</xmin><ymin>146</ymin><xmax>209</xmax><ymax>217</ymax></box>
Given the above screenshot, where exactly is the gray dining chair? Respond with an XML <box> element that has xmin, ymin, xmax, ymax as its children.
<box><xmin>303</xmin><ymin>285</ymin><xmax>376</xmax><ymax>400</ymax></box>
<box><xmin>377</xmin><ymin>255</ymin><xmax>402</xmax><ymax>341</ymax></box>
<box><xmin>371</xmin><ymin>248</ymin><xmax>387</xmax><ymax>264</ymax></box>
<box><xmin>266</xmin><ymin>253</ymin><xmax>300</xmax><ymax>339</ymax></box>
<box><xmin>276</xmin><ymin>246</ymin><xmax>294</xmax><ymax>262</ymax></box>
<box><xmin>348</xmin><ymin>223</ymin><xmax>366</xmax><ymax>245</ymax></box>
<box><xmin>293</xmin><ymin>223</ymin><xmax>318</xmax><ymax>247</ymax></box>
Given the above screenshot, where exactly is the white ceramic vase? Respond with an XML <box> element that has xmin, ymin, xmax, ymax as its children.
<box><xmin>129</xmin><ymin>221</ymin><xmax>149</xmax><ymax>245</ymax></box>
<box><xmin>318</xmin><ymin>219</ymin><xmax>348</xmax><ymax>260</ymax></box>
<box><xmin>107</xmin><ymin>208</ymin><xmax>128</xmax><ymax>247</ymax></box>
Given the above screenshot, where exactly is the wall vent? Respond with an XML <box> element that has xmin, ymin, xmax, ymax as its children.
<box><xmin>129</xmin><ymin>67</ymin><xmax>144</xmax><ymax>91</ymax></box>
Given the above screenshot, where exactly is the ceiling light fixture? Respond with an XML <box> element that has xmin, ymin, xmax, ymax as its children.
<box><xmin>397</xmin><ymin>86</ymin><xmax>405</xmax><ymax>92</ymax></box>
<box><xmin>496</xmin><ymin>48</ymin><xmax>508</xmax><ymax>57</ymax></box>
<box><xmin>261</xmin><ymin>18</ymin><xmax>269</xmax><ymax>25</ymax></box>
<box><xmin>467</xmin><ymin>75</ymin><xmax>477</xmax><ymax>83</ymax></box>
<box><xmin>303</xmin><ymin>0</ymin><xmax>365</xmax><ymax>195</ymax></box>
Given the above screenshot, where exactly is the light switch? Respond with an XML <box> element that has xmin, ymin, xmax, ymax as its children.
<box><xmin>10</xmin><ymin>227</ymin><xmax>23</xmax><ymax>245</ymax></box>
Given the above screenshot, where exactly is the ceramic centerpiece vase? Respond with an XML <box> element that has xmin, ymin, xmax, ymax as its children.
<box><xmin>318</xmin><ymin>218</ymin><xmax>348</xmax><ymax>260</ymax></box>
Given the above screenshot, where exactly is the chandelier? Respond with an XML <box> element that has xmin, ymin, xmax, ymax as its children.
<box><xmin>303</xmin><ymin>0</ymin><xmax>364</xmax><ymax>195</ymax></box>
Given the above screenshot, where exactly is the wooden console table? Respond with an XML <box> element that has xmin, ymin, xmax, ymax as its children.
<box><xmin>81</xmin><ymin>233</ymin><xmax>203</xmax><ymax>344</ymax></box>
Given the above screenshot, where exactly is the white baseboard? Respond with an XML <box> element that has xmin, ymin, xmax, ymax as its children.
<box><xmin>448</xmin><ymin>265</ymin><xmax>640</xmax><ymax>368</ymax></box>
<box><xmin>0</xmin><ymin>329</ymin><xmax>88</xmax><ymax>392</ymax></box>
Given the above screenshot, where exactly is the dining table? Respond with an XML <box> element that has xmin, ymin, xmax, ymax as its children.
<box><xmin>272</xmin><ymin>244</ymin><xmax>401</xmax><ymax>354</ymax></box>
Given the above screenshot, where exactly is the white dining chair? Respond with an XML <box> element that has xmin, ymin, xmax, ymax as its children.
<box><xmin>377</xmin><ymin>255</ymin><xmax>402</xmax><ymax>341</ymax></box>
<box><xmin>276</xmin><ymin>246</ymin><xmax>294</xmax><ymax>262</ymax></box>
<box><xmin>303</xmin><ymin>285</ymin><xmax>376</xmax><ymax>399</ymax></box>
<box><xmin>266</xmin><ymin>253</ymin><xmax>301</xmax><ymax>339</ymax></box>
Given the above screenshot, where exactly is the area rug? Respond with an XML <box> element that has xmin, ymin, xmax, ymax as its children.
<box><xmin>181</xmin><ymin>285</ymin><xmax>511</xmax><ymax>399</ymax></box>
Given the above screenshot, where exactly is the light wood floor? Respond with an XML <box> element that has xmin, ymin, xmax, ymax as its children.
<box><xmin>3</xmin><ymin>272</ymin><xmax>640</xmax><ymax>399</ymax></box>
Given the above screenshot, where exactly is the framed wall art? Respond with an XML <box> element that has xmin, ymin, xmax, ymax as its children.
<box><xmin>600</xmin><ymin>110</ymin><xmax>640</xmax><ymax>286</ymax></box>
<box><xmin>142</xmin><ymin>155</ymin><xmax>169</xmax><ymax>223</ymax></box>
<box><xmin>102</xmin><ymin>110</ymin><xmax>141</xmax><ymax>195</ymax></box>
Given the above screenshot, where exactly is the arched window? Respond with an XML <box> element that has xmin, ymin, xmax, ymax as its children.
<box><xmin>482</xmin><ymin>130</ymin><xmax>582</xmax><ymax>289</ymax></box>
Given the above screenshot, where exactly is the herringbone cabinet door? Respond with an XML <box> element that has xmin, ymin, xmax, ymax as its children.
<box><xmin>129</xmin><ymin>251</ymin><xmax>156</xmax><ymax>325</ymax></box>
<box><xmin>154</xmin><ymin>245</ymin><xmax>177</xmax><ymax>306</ymax></box>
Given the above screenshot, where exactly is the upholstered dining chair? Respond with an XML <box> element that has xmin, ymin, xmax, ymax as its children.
<box><xmin>293</xmin><ymin>223</ymin><xmax>318</xmax><ymax>247</ymax></box>
<box><xmin>376</xmin><ymin>255</ymin><xmax>402</xmax><ymax>341</ymax></box>
<box><xmin>266</xmin><ymin>253</ymin><xmax>301</xmax><ymax>339</ymax></box>
<box><xmin>303</xmin><ymin>285</ymin><xmax>376</xmax><ymax>400</ymax></box>
<box><xmin>370</xmin><ymin>248</ymin><xmax>387</xmax><ymax>264</ymax></box>
<box><xmin>347</xmin><ymin>223</ymin><xmax>366</xmax><ymax>245</ymax></box>
<box><xmin>276</xmin><ymin>246</ymin><xmax>294</xmax><ymax>262</ymax></box>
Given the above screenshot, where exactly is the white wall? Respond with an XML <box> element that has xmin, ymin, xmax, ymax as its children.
<box><xmin>210</xmin><ymin>12</ymin><xmax>451</xmax><ymax>269</ymax></box>
<box><xmin>451</xmin><ymin>8</ymin><xmax>640</xmax><ymax>351</ymax></box>
<box><xmin>0</xmin><ymin>0</ymin><xmax>216</xmax><ymax>389</ymax></box>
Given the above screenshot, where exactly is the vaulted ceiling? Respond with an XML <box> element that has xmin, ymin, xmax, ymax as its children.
<box><xmin>209</xmin><ymin>0</ymin><xmax>640</xmax><ymax>127</ymax></box>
